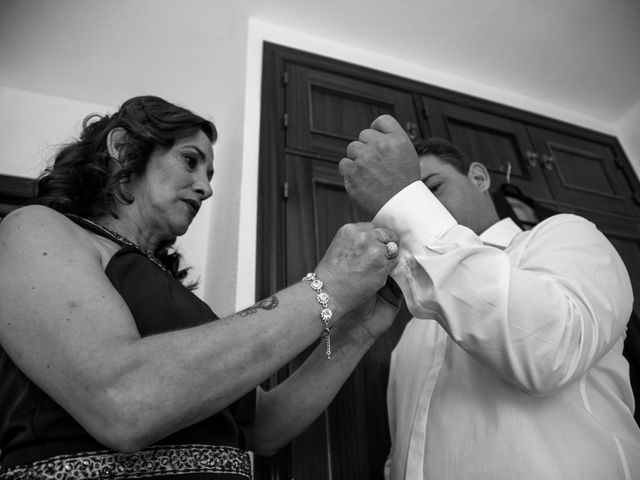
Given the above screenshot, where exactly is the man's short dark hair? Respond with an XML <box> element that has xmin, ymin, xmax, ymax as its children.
<box><xmin>413</xmin><ymin>137</ymin><xmax>471</xmax><ymax>175</ymax></box>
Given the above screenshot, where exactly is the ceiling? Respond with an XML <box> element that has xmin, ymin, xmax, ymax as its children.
<box><xmin>1</xmin><ymin>0</ymin><xmax>639</xmax><ymax>125</ymax></box>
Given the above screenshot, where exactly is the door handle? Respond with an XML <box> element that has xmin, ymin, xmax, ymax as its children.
<box><xmin>541</xmin><ymin>154</ymin><xmax>555</xmax><ymax>171</ymax></box>
<box><xmin>525</xmin><ymin>150</ymin><xmax>539</xmax><ymax>167</ymax></box>
<box><xmin>405</xmin><ymin>121</ymin><xmax>418</xmax><ymax>141</ymax></box>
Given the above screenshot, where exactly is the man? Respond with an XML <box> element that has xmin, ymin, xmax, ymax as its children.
<box><xmin>339</xmin><ymin>116</ymin><xmax>640</xmax><ymax>479</ymax></box>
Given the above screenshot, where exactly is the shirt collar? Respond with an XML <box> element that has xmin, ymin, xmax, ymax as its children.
<box><xmin>479</xmin><ymin>217</ymin><xmax>522</xmax><ymax>249</ymax></box>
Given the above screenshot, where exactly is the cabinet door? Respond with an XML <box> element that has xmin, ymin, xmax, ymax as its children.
<box><xmin>284</xmin><ymin>151</ymin><xmax>410</xmax><ymax>480</ymax></box>
<box><xmin>286</xmin><ymin>63</ymin><xmax>421</xmax><ymax>157</ymax></box>
<box><xmin>527</xmin><ymin>126</ymin><xmax>640</xmax><ymax>217</ymax></box>
<box><xmin>420</xmin><ymin>98</ymin><xmax>554</xmax><ymax>202</ymax></box>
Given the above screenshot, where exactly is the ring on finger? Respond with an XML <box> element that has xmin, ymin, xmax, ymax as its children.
<box><xmin>385</xmin><ymin>241</ymin><xmax>399</xmax><ymax>259</ymax></box>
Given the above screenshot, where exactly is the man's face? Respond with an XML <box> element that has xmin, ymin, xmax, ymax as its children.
<box><xmin>419</xmin><ymin>154</ymin><xmax>488</xmax><ymax>233</ymax></box>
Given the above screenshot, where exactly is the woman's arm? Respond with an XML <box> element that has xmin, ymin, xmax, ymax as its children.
<box><xmin>0</xmin><ymin>206</ymin><xmax>397</xmax><ymax>452</ymax></box>
<box><xmin>247</xmin><ymin>290</ymin><xmax>400</xmax><ymax>456</ymax></box>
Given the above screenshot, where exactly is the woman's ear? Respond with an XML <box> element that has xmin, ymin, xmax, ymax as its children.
<box><xmin>106</xmin><ymin>127</ymin><xmax>127</xmax><ymax>162</ymax></box>
<box><xmin>467</xmin><ymin>162</ymin><xmax>492</xmax><ymax>193</ymax></box>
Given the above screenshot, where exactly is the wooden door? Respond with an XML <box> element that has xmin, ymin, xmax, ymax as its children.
<box><xmin>420</xmin><ymin>97</ymin><xmax>555</xmax><ymax>203</ymax></box>
<box><xmin>284</xmin><ymin>152</ymin><xmax>410</xmax><ymax>479</ymax></box>
<box><xmin>285</xmin><ymin>63</ymin><xmax>421</xmax><ymax>158</ymax></box>
<box><xmin>280</xmin><ymin>61</ymin><xmax>420</xmax><ymax>478</ymax></box>
<box><xmin>256</xmin><ymin>54</ymin><xmax>421</xmax><ymax>479</ymax></box>
<box><xmin>284</xmin><ymin>62</ymin><xmax>420</xmax><ymax>480</ymax></box>
<box><xmin>527</xmin><ymin>126</ymin><xmax>640</xmax><ymax>217</ymax></box>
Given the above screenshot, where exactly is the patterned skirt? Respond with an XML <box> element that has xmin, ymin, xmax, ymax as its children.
<box><xmin>0</xmin><ymin>444</ymin><xmax>252</xmax><ymax>479</ymax></box>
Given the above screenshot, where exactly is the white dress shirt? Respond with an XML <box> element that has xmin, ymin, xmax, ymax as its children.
<box><xmin>375</xmin><ymin>181</ymin><xmax>640</xmax><ymax>480</ymax></box>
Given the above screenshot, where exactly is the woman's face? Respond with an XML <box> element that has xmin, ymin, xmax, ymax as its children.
<box><xmin>127</xmin><ymin>129</ymin><xmax>214</xmax><ymax>241</ymax></box>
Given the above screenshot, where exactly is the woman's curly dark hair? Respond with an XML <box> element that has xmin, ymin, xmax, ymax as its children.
<box><xmin>36</xmin><ymin>95</ymin><xmax>217</xmax><ymax>287</ymax></box>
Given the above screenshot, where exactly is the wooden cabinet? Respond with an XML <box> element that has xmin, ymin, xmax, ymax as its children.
<box><xmin>419</xmin><ymin>96</ymin><xmax>640</xmax><ymax>219</ymax></box>
<box><xmin>257</xmin><ymin>43</ymin><xmax>640</xmax><ymax>479</ymax></box>
<box><xmin>285</xmin><ymin>64</ymin><xmax>420</xmax><ymax>158</ymax></box>
<box><xmin>419</xmin><ymin>97</ymin><xmax>554</xmax><ymax>202</ymax></box>
<box><xmin>527</xmin><ymin>126</ymin><xmax>640</xmax><ymax>217</ymax></box>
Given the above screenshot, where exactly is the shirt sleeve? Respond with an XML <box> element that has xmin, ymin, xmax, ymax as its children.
<box><xmin>373</xmin><ymin>181</ymin><xmax>634</xmax><ymax>395</ymax></box>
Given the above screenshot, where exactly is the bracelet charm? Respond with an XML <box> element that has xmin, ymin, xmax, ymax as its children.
<box><xmin>303</xmin><ymin>272</ymin><xmax>332</xmax><ymax>359</ymax></box>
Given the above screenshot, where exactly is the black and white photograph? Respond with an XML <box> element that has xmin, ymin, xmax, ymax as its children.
<box><xmin>1</xmin><ymin>1</ymin><xmax>640</xmax><ymax>479</ymax></box>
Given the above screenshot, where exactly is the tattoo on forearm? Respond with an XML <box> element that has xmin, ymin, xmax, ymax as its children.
<box><xmin>238</xmin><ymin>295</ymin><xmax>279</xmax><ymax>317</ymax></box>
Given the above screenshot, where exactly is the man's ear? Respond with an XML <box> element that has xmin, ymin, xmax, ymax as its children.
<box><xmin>106</xmin><ymin>127</ymin><xmax>128</xmax><ymax>162</ymax></box>
<box><xmin>467</xmin><ymin>162</ymin><xmax>491</xmax><ymax>193</ymax></box>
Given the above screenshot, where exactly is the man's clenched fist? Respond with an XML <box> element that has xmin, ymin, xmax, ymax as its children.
<box><xmin>339</xmin><ymin>115</ymin><xmax>420</xmax><ymax>219</ymax></box>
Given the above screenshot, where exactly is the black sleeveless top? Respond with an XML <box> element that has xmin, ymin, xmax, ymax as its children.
<box><xmin>0</xmin><ymin>216</ymin><xmax>253</xmax><ymax>475</ymax></box>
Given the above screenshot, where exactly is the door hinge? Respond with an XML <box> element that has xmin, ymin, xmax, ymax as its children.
<box><xmin>422</xmin><ymin>104</ymin><xmax>430</xmax><ymax>118</ymax></box>
<box><xmin>283</xmin><ymin>71</ymin><xmax>289</xmax><ymax>85</ymax></box>
<box><xmin>283</xmin><ymin>113</ymin><xmax>289</xmax><ymax>128</ymax></box>
<box><xmin>283</xmin><ymin>181</ymin><xmax>289</xmax><ymax>199</ymax></box>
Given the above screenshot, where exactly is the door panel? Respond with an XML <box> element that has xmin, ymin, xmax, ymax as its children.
<box><xmin>286</xmin><ymin>64</ymin><xmax>421</xmax><ymax>157</ymax></box>
<box><xmin>421</xmin><ymin>98</ymin><xmax>554</xmax><ymax>202</ymax></box>
<box><xmin>284</xmin><ymin>152</ymin><xmax>410</xmax><ymax>480</ymax></box>
<box><xmin>527</xmin><ymin>126</ymin><xmax>640</xmax><ymax>217</ymax></box>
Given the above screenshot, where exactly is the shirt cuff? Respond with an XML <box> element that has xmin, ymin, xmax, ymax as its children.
<box><xmin>372</xmin><ymin>181</ymin><xmax>457</xmax><ymax>253</ymax></box>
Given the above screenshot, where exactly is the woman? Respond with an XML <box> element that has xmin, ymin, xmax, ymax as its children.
<box><xmin>0</xmin><ymin>96</ymin><xmax>401</xmax><ymax>479</ymax></box>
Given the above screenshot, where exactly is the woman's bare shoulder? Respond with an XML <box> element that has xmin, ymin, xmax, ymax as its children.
<box><xmin>0</xmin><ymin>205</ymin><xmax>98</xmax><ymax>258</ymax></box>
<box><xmin>2</xmin><ymin>205</ymin><xmax>73</xmax><ymax>238</ymax></box>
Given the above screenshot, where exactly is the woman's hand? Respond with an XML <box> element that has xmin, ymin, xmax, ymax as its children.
<box><xmin>249</xmin><ymin>281</ymin><xmax>403</xmax><ymax>457</ymax></box>
<box><xmin>314</xmin><ymin>223</ymin><xmax>399</xmax><ymax>317</ymax></box>
<box><xmin>342</xmin><ymin>278</ymin><xmax>404</xmax><ymax>341</ymax></box>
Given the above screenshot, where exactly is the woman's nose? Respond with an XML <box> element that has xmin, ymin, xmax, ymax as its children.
<box><xmin>195</xmin><ymin>173</ymin><xmax>213</xmax><ymax>200</ymax></box>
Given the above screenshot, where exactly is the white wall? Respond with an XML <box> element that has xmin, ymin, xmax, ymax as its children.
<box><xmin>0</xmin><ymin>87</ymin><xmax>110</xmax><ymax>178</ymax></box>
<box><xmin>2</xmin><ymin>16</ymin><xmax>638</xmax><ymax>317</ymax></box>
<box><xmin>617</xmin><ymin>102</ymin><xmax>640</xmax><ymax>170</ymax></box>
